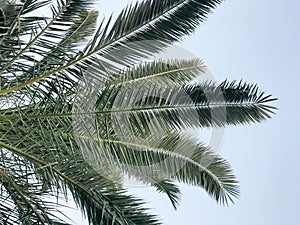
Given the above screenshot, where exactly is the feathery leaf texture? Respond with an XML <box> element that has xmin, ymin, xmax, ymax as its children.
<box><xmin>0</xmin><ymin>0</ymin><xmax>277</xmax><ymax>224</ymax></box>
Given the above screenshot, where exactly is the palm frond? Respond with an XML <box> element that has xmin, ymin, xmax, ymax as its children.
<box><xmin>0</xmin><ymin>0</ymin><xmax>222</xmax><ymax>97</ymax></box>
<box><xmin>90</xmin><ymin>80</ymin><xmax>277</xmax><ymax>135</ymax></box>
<box><xmin>0</xmin><ymin>140</ymin><xmax>161</xmax><ymax>225</ymax></box>
<box><xmin>0</xmin><ymin>108</ymin><xmax>162</xmax><ymax>225</ymax></box>
<box><xmin>85</xmin><ymin>0</ymin><xmax>222</xmax><ymax>67</ymax></box>
<box><xmin>72</xmin><ymin>129</ymin><xmax>239</xmax><ymax>205</ymax></box>
<box><xmin>110</xmin><ymin>58</ymin><xmax>206</xmax><ymax>86</ymax></box>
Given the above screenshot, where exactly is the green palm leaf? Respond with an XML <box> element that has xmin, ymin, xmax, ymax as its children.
<box><xmin>0</xmin><ymin>139</ymin><xmax>160</xmax><ymax>225</ymax></box>
<box><xmin>0</xmin><ymin>0</ymin><xmax>222</xmax><ymax>96</ymax></box>
<box><xmin>91</xmin><ymin>79</ymin><xmax>276</xmax><ymax>135</ymax></box>
<box><xmin>92</xmin><ymin>132</ymin><xmax>239</xmax><ymax>205</ymax></box>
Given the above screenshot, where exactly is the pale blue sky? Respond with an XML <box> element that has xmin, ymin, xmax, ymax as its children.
<box><xmin>72</xmin><ymin>1</ymin><xmax>300</xmax><ymax>224</ymax></box>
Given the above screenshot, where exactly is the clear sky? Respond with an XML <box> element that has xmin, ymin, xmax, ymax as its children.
<box><xmin>68</xmin><ymin>1</ymin><xmax>300</xmax><ymax>224</ymax></box>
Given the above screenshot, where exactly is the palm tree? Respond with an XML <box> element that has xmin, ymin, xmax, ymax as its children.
<box><xmin>0</xmin><ymin>0</ymin><xmax>276</xmax><ymax>224</ymax></box>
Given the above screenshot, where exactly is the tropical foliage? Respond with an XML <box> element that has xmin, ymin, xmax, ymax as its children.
<box><xmin>0</xmin><ymin>0</ymin><xmax>276</xmax><ymax>224</ymax></box>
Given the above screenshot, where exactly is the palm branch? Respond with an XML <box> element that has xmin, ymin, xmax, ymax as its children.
<box><xmin>0</xmin><ymin>0</ymin><xmax>277</xmax><ymax>224</ymax></box>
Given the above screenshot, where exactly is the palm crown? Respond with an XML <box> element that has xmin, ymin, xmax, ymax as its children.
<box><xmin>0</xmin><ymin>0</ymin><xmax>276</xmax><ymax>224</ymax></box>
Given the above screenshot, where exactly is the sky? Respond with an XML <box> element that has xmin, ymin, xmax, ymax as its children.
<box><xmin>63</xmin><ymin>1</ymin><xmax>300</xmax><ymax>224</ymax></box>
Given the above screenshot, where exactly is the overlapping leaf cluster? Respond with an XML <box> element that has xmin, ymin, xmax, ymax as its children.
<box><xmin>0</xmin><ymin>0</ymin><xmax>276</xmax><ymax>224</ymax></box>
